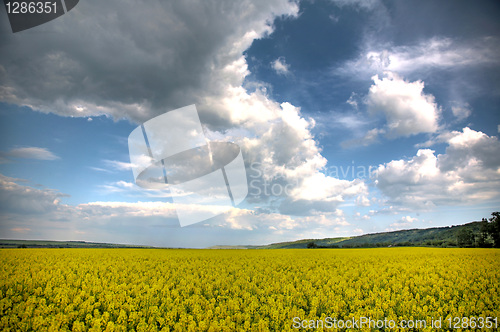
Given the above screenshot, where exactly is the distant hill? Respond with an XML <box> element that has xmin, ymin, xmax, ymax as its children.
<box><xmin>210</xmin><ymin>221</ymin><xmax>493</xmax><ymax>249</ymax></box>
<box><xmin>0</xmin><ymin>239</ymin><xmax>152</xmax><ymax>249</ymax></box>
<box><xmin>3</xmin><ymin>219</ymin><xmax>497</xmax><ymax>249</ymax></box>
<box><xmin>208</xmin><ymin>237</ymin><xmax>350</xmax><ymax>249</ymax></box>
<box><xmin>325</xmin><ymin>222</ymin><xmax>483</xmax><ymax>248</ymax></box>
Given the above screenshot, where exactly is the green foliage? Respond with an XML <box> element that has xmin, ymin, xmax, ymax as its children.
<box><xmin>457</xmin><ymin>228</ymin><xmax>475</xmax><ymax>248</ymax></box>
<box><xmin>306</xmin><ymin>242</ymin><xmax>317</xmax><ymax>248</ymax></box>
<box><xmin>488</xmin><ymin>212</ymin><xmax>500</xmax><ymax>248</ymax></box>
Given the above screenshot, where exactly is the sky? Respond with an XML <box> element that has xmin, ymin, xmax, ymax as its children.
<box><xmin>0</xmin><ymin>0</ymin><xmax>499</xmax><ymax>248</ymax></box>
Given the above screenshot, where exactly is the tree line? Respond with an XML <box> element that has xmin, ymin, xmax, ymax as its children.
<box><xmin>306</xmin><ymin>212</ymin><xmax>500</xmax><ymax>249</ymax></box>
<box><xmin>456</xmin><ymin>212</ymin><xmax>500</xmax><ymax>248</ymax></box>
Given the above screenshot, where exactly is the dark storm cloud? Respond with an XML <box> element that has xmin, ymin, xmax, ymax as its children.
<box><xmin>0</xmin><ymin>0</ymin><xmax>298</xmax><ymax>123</ymax></box>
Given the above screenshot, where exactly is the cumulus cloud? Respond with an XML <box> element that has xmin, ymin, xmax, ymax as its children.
<box><xmin>0</xmin><ymin>173</ymin><xmax>358</xmax><ymax>245</ymax></box>
<box><xmin>0</xmin><ymin>0</ymin><xmax>366</xmax><ymax>217</ymax></box>
<box><xmin>439</xmin><ymin>127</ymin><xmax>500</xmax><ymax>173</ymax></box>
<box><xmin>0</xmin><ymin>147</ymin><xmax>59</xmax><ymax>162</ymax></box>
<box><xmin>280</xmin><ymin>174</ymin><xmax>369</xmax><ymax>215</ymax></box>
<box><xmin>271</xmin><ymin>57</ymin><xmax>290</xmax><ymax>75</ymax></box>
<box><xmin>366</xmin><ymin>72</ymin><xmax>440</xmax><ymax>138</ymax></box>
<box><xmin>374</xmin><ymin>127</ymin><xmax>500</xmax><ymax>208</ymax></box>
<box><xmin>203</xmin><ymin>91</ymin><xmax>370</xmax><ymax>213</ymax></box>
<box><xmin>0</xmin><ymin>0</ymin><xmax>299</xmax><ymax>124</ymax></box>
<box><xmin>0</xmin><ymin>174</ymin><xmax>67</xmax><ymax>215</ymax></box>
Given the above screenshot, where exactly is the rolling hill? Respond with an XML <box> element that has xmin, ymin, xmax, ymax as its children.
<box><xmin>210</xmin><ymin>221</ymin><xmax>492</xmax><ymax>249</ymax></box>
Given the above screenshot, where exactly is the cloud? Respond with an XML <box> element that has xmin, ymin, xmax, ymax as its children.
<box><xmin>438</xmin><ymin>127</ymin><xmax>500</xmax><ymax>173</ymax></box>
<box><xmin>329</xmin><ymin>0</ymin><xmax>380</xmax><ymax>11</ymax></box>
<box><xmin>366</xmin><ymin>72</ymin><xmax>440</xmax><ymax>138</ymax></box>
<box><xmin>0</xmin><ymin>0</ymin><xmax>364</xmax><ymax>217</ymax></box>
<box><xmin>0</xmin><ymin>173</ymin><xmax>359</xmax><ymax>245</ymax></box>
<box><xmin>374</xmin><ymin>127</ymin><xmax>500</xmax><ymax>208</ymax></box>
<box><xmin>215</xmin><ymin>208</ymin><xmax>349</xmax><ymax>232</ymax></box>
<box><xmin>369</xmin><ymin>205</ymin><xmax>410</xmax><ymax>216</ymax></box>
<box><xmin>321</xmin><ymin>110</ymin><xmax>367</xmax><ymax>130</ymax></box>
<box><xmin>450</xmin><ymin>102</ymin><xmax>472</xmax><ymax>121</ymax></box>
<box><xmin>103</xmin><ymin>159</ymin><xmax>135</xmax><ymax>171</ymax></box>
<box><xmin>0</xmin><ymin>0</ymin><xmax>299</xmax><ymax>124</ymax></box>
<box><xmin>0</xmin><ymin>147</ymin><xmax>59</xmax><ymax>161</ymax></box>
<box><xmin>341</xmin><ymin>128</ymin><xmax>385</xmax><ymax>148</ymax></box>
<box><xmin>10</xmin><ymin>227</ymin><xmax>31</xmax><ymax>233</ymax></box>
<box><xmin>338</xmin><ymin>37</ymin><xmax>500</xmax><ymax>78</ymax></box>
<box><xmin>89</xmin><ymin>167</ymin><xmax>112</xmax><ymax>173</ymax></box>
<box><xmin>386</xmin><ymin>215</ymin><xmax>418</xmax><ymax>231</ymax></box>
<box><xmin>346</xmin><ymin>92</ymin><xmax>359</xmax><ymax>110</ymax></box>
<box><xmin>203</xmin><ymin>89</ymin><xmax>370</xmax><ymax>212</ymax></box>
<box><xmin>0</xmin><ymin>174</ymin><xmax>67</xmax><ymax>215</ymax></box>
<box><xmin>271</xmin><ymin>57</ymin><xmax>290</xmax><ymax>75</ymax></box>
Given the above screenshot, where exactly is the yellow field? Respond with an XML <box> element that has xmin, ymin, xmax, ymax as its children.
<box><xmin>0</xmin><ymin>248</ymin><xmax>499</xmax><ymax>331</ymax></box>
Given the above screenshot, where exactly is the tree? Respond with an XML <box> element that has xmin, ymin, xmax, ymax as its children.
<box><xmin>488</xmin><ymin>212</ymin><xmax>500</xmax><ymax>248</ymax></box>
<box><xmin>457</xmin><ymin>228</ymin><xmax>475</xmax><ymax>247</ymax></box>
<box><xmin>477</xmin><ymin>218</ymin><xmax>491</xmax><ymax>247</ymax></box>
<box><xmin>306</xmin><ymin>242</ymin><xmax>317</xmax><ymax>248</ymax></box>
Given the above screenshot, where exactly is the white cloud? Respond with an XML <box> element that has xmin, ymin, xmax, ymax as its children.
<box><xmin>204</xmin><ymin>89</ymin><xmax>369</xmax><ymax>213</ymax></box>
<box><xmin>386</xmin><ymin>215</ymin><xmax>418</xmax><ymax>231</ymax></box>
<box><xmin>0</xmin><ymin>173</ymin><xmax>354</xmax><ymax>236</ymax></box>
<box><xmin>328</xmin><ymin>14</ymin><xmax>339</xmax><ymax>23</ymax></box>
<box><xmin>341</xmin><ymin>128</ymin><xmax>385</xmax><ymax>148</ymax></box>
<box><xmin>0</xmin><ymin>0</ymin><xmax>361</xmax><ymax>218</ymax></box>
<box><xmin>346</xmin><ymin>92</ymin><xmax>359</xmax><ymax>109</ymax></box>
<box><xmin>0</xmin><ymin>174</ymin><xmax>67</xmax><ymax>215</ymax></box>
<box><xmin>451</xmin><ymin>102</ymin><xmax>472</xmax><ymax>120</ymax></box>
<box><xmin>338</xmin><ymin>37</ymin><xmax>500</xmax><ymax>78</ymax></box>
<box><xmin>439</xmin><ymin>127</ymin><xmax>500</xmax><ymax>172</ymax></box>
<box><xmin>374</xmin><ymin>127</ymin><xmax>500</xmax><ymax>208</ymax></box>
<box><xmin>367</xmin><ymin>72</ymin><xmax>440</xmax><ymax>138</ymax></box>
<box><xmin>271</xmin><ymin>57</ymin><xmax>290</xmax><ymax>75</ymax></box>
<box><xmin>215</xmin><ymin>208</ymin><xmax>350</xmax><ymax>232</ymax></box>
<box><xmin>329</xmin><ymin>0</ymin><xmax>380</xmax><ymax>10</ymax></box>
<box><xmin>0</xmin><ymin>0</ymin><xmax>374</xmax><ymax>229</ymax></box>
<box><xmin>322</xmin><ymin>110</ymin><xmax>367</xmax><ymax>130</ymax></box>
<box><xmin>103</xmin><ymin>159</ymin><xmax>135</xmax><ymax>171</ymax></box>
<box><xmin>0</xmin><ymin>147</ymin><xmax>59</xmax><ymax>161</ymax></box>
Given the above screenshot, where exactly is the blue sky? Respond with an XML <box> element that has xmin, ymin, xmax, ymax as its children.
<box><xmin>1</xmin><ymin>0</ymin><xmax>499</xmax><ymax>247</ymax></box>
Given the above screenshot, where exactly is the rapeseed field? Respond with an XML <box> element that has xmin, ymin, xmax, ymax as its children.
<box><xmin>1</xmin><ymin>248</ymin><xmax>498</xmax><ymax>331</ymax></box>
